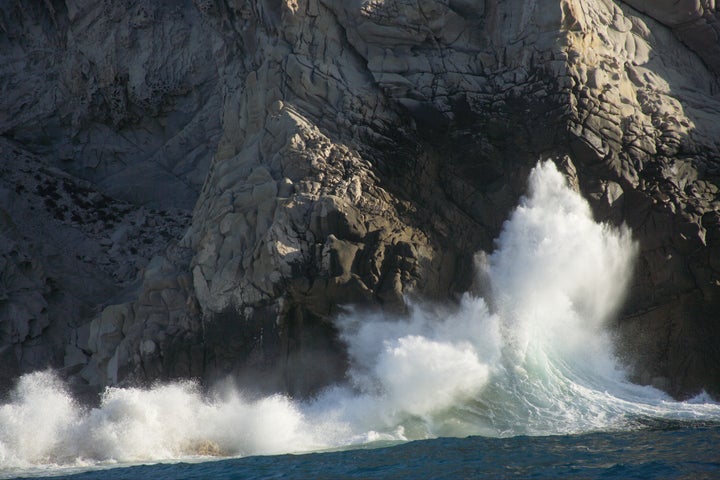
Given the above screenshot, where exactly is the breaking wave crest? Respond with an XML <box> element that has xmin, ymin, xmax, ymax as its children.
<box><xmin>2</xmin><ymin>161</ymin><xmax>719</xmax><ymax>475</ymax></box>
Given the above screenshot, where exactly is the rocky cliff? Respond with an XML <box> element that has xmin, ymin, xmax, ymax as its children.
<box><xmin>1</xmin><ymin>0</ymin><xmax>719</xmax><ymax>399</ymax></box>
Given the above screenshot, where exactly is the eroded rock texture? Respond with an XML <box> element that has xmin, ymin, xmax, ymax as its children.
<box><xmin>1</xmin><ymin>0</ymin><xmax>719</xmax><ymax>399</ymax></box>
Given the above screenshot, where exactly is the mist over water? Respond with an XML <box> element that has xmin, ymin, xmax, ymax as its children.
<box><xmin>2</xmin><ymin>161</ymin><xmax>719</xmax><ymax>474</ymax></box>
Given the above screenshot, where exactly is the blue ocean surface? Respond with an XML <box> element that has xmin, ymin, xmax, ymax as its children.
<box><xmin>13</xmin><ymin>423</ymin><xmax>720</xmax><ymax>480</ymax></box>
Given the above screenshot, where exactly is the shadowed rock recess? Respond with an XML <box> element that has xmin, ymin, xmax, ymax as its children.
<box><xmin>0</xmin><ymin>0</ymin><xmax>718</xmax><ymax>399</ymax></box>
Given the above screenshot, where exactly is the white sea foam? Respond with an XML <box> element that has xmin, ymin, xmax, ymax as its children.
<box><xmin>0</xmin><ymin>373</ymin><xmax>316</xmax><ymax>472</ymax></box>
<box><xmin>1</xmin><ymin>161</ymin><xmax>719</xmax><ymax>474</ymax></box>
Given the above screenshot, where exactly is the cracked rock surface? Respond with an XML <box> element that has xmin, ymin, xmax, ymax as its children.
<box><xmin>1</xmin><ymin>0</ymin><xmax>719</xmax><ymax>399</ymax></box>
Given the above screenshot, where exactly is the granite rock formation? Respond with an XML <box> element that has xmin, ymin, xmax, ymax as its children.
<box><xmin>0</xmin><ymin>0</ymin><xmax>718</xmax><ymax>399</ymax></box>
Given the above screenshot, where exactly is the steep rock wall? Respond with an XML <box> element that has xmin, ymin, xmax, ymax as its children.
<box><xmin>0</xmin><ymin>0</ymin><xmax>718</xmax><ymax>398</ymax></box>
<box><xmin>562</xmin><ymin>0</ymin><xmax>720</xmax><ymax>396</ymax></box>
<box><xmin>0</xmin><ymin>1</ymin><xmax>221</xmax><ymax>395</ymax></box>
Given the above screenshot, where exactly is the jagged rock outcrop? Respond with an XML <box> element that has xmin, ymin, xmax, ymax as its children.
<box><xmin>1</xmin><ymin>0</ymin><xmax>718</xmax><ymax>399</ymax></box>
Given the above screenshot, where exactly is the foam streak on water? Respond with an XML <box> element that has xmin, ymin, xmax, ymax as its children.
<box><xmin>1</xmin><ymin>161</ymin><xmax>719</xmax><ymax>475</ymax></box>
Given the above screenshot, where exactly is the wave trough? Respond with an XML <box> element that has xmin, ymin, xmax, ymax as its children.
<box><xmin>2</xmin><ymin>161</ymin><xmax>718</xmax><ymax>475</ymax></box>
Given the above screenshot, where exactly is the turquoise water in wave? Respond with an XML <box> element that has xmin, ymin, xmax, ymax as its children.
<box><xmin>15</xmin><ymin>424</ymin><xmax>720</xmax><ymax>479</ymax></box>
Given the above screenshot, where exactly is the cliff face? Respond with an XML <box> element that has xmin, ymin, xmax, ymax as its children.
<box><xmin>1</xmin><ymin>0</ymin><xmax>718</xmax><ymax>399</ymax></box>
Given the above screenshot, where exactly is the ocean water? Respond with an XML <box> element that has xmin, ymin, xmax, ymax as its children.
<box><xmin>2</xmin><ymin>161</ymin><xmax>719</xmax><ymax>479</ymax></box>
<box><xmin>13</xmin><ymin>426</ymin><xmax>720</xmax><ymax>479</ymax></box>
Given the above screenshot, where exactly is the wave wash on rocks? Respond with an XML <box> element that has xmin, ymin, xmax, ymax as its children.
<box><xmin>0</xmin><ymin>0</ymin><xmax>719</xmax><ymax>399</ymax></box>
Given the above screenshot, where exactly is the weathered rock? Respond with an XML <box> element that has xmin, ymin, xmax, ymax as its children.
<box><xmin>0</xmin><ymin>1</ymin><xmax>222</xmax><ymax>209</ymax></box>
<box><xmin>1</xmin><ymin>0</ymin><xmax>719</xmax><ymax>399</ymax></box>
<box><xmin>0</xmin><ymin>135</ymin><xmax>193</xmax><ymax>393</ymax></box>
<box><xmin>621</xmin><ymin>0</ymin><xmax>720</xmax><ymax>76</ymax></box>
<box><xmin>559</xmin><ymin>0</ymin><xmax>720</xmax><ymax>397</ymax></box>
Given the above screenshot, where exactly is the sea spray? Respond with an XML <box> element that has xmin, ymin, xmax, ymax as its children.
<box><xmin>484</xmin><ymin>160</ymin><xmax>638</xmax><ymax>392</ymax></box>
<box><xmin>2</xmin><ymin>160</ymin><xmax>719</xmax><ymax>473</ymax></box>
<box><xmin>324</xmin><ymin>161</ymin><xmax>639</xmax><ymax>438</ymax></box>
<box><xmin>0</xmin><ymin>372</ymin><xmax>317</xmax><ymax>470</ymax></box>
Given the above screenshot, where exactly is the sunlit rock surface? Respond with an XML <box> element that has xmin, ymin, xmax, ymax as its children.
<box><xmin>1</xmin><ymin>0</ymin><xmax>718</xmax><ymax>399</ymax></box>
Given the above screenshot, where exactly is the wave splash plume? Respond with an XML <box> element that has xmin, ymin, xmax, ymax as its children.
<box><xmin>2</xmin><ymin>161</ymin><xmax>718</xmax><ymax>474</ymax></box>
